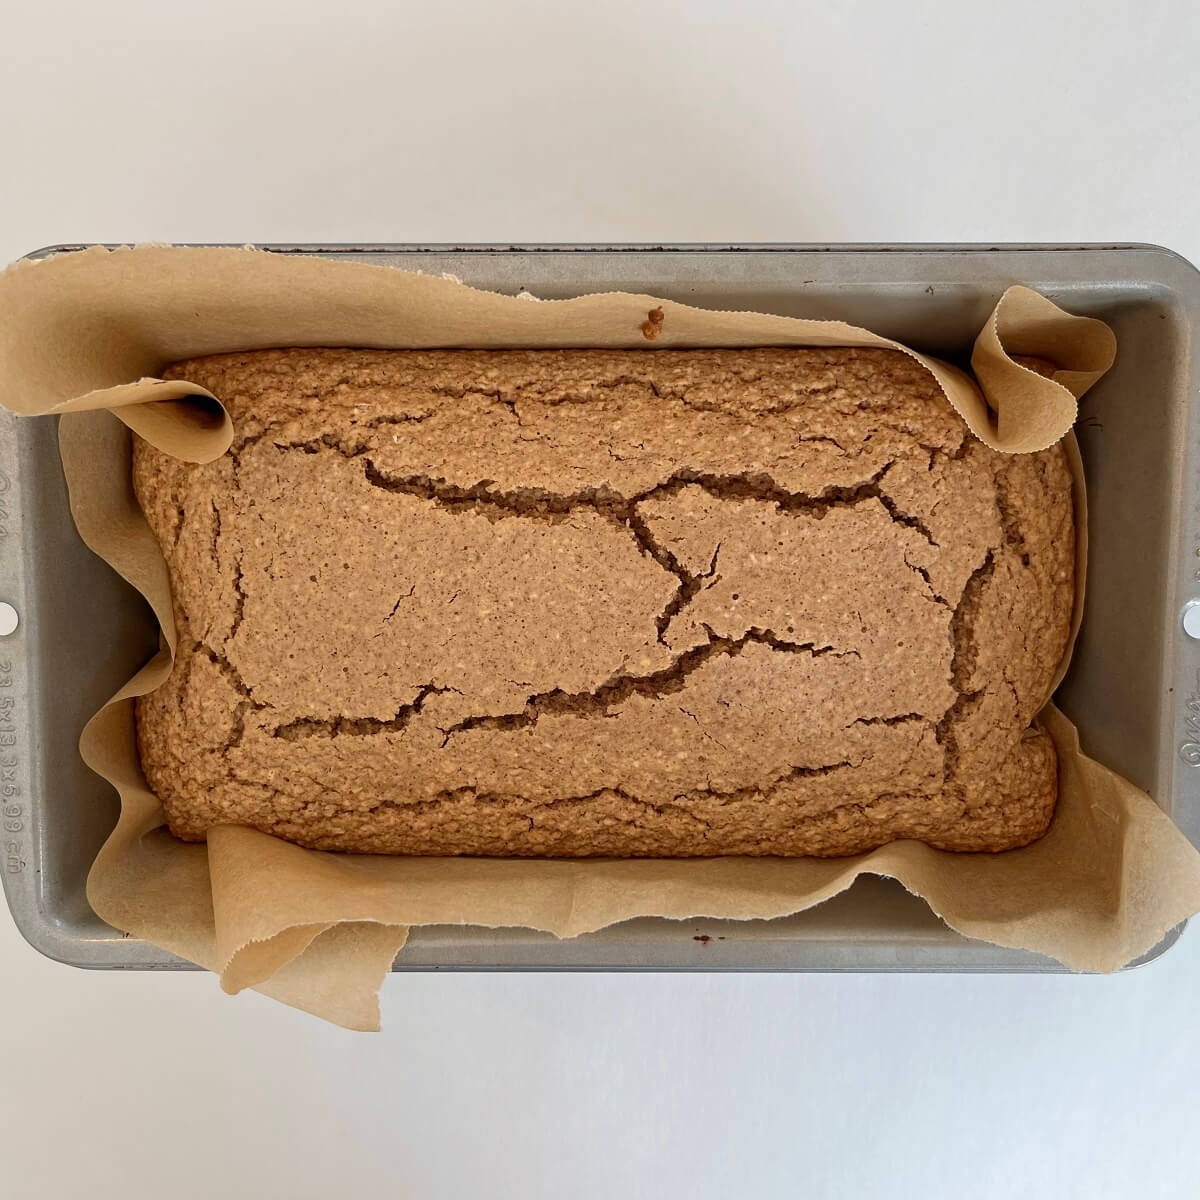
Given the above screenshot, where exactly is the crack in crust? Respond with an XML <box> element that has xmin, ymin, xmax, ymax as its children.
<box><xmin>269</xmin><ymin>438</ymin><xmax>948</xmax><ymax>659</ymax></box>
<box><xmin>435</xmin><ymin>627</ymin><xmax>858</xmax><ymax>746</ymax></box>
<box><xmin>934</xmin><ymin>550</ymin><xmax>996</xmax><ymax>798</ymax></box>
<box><xmin>362</xmin><ymin>760</ymin><xmax>877</xmax><ymax>821</ymax></box>
<box><xmin>273</xmin><ymin>683</ymin><xmax>458</xmax><ymax>741</ymax></box>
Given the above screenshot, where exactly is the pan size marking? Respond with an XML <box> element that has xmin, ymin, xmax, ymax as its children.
<box><xmin>1179</xmin><ymin>667</ymin><xmax>1200</xmax><ymax>766</ymax></box>
<box><xmin>0</xmin><ymin>468</ymin><xmax>11</xmax><ymax>543</ymax></box>
<box><xmin>0</xmin><ymin>660</ymin><xmax>22</xmax><ymax>872</ymax></box>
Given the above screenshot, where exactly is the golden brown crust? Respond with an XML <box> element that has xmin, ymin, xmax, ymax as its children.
<box><xmin>134</xmin><ymin>347</ymin><xmax>1073</xmax><ymax>856</ymax></box>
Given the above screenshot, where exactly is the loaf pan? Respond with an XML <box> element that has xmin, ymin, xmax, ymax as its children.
<box><xmin>3</xmin><ymin>243</ymin><xmax>1198</xmax><ymax>972</ymax></box>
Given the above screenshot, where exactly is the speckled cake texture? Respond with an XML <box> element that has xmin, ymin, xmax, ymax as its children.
<box><xmin>133</xmin><ymin>347</ymin><xmax>1074</xmax><ymax>856</ymax></box>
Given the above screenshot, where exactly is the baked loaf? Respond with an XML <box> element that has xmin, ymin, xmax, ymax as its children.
<box><xmin>134</xmin><ymin>347</ymin><xmax>1074</xmax><ymax>857</ymax></box>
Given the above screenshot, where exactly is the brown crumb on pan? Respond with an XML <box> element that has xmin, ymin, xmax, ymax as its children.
<box><xmin>641</xmin><ymin>306</ymin><xmax>666</xmax><ymax>340</ymax></box>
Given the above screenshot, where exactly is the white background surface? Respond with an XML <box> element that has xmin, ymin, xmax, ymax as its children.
<box><xmin>2</xmin><ymin>2</ymin><xmax>1199</xmax><ymax>1197</ymax></box>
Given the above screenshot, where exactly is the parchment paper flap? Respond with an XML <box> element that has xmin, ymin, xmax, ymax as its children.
<box><xmin>3</xmin><ymin>245</ymin><xmax>1197</xmax><ymax>1032</ymax></box>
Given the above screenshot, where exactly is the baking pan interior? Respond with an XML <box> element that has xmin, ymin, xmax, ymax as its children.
<box><xmin>8</xmin><ymin>245</ymin><xmax>1194</xmax><ymax>970</ymax></box>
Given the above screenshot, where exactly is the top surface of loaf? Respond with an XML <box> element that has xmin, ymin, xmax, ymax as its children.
<box><xmin>134</xmin><ymin>347</ymin><xmax>1074</xmax><ymax>856</ymax></box>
